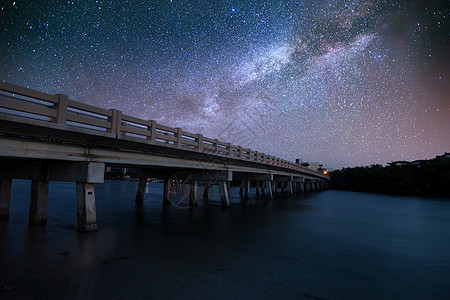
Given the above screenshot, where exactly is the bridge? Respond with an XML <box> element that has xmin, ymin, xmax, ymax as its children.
<box><xmin>0</xmin><ymin>82</ymin><xmax>329</xmax><ymax>232</ymax></box>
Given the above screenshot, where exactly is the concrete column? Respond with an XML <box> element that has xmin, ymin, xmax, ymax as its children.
<box><xmin>239</xmin><ymin>180</ymin><xmax>244</xmax><ymax>196</ymax></box>
<box><xmin>272</xmin><ymin>181</ymin><xmax>277</xmax><ymax>194</ymax></box>
<box><xmin>244</xmin><ymin>179</ymin><xmax>250</xmax><ymax>199</ymax></box>
<box><xmin>266</xmin><ymin>180</ymin><xmax>273</xmax><ymax>199</ymax></box>
<box><xmin>29</xmin><ymin>180</ymin><xmax>49</xmax><ymax>225</ymax></box>
<box><xmin>76</xmin><ymin>183</ymin><xmax>97</xmax><ymax>232</ymax></box>
<box><xmin>163</xmin><ymin>178</ymin><xmax>171</xmax><ymax>205</ymax></box>
<box><xmin>227</xmin><ymin>181</ymin><xmax>231</xmax><ymax>198</ymax></box>
<box><xmin>189</xmin><ymin>179</ymin><xmax>198</xmax><ymax>207</ymax></box>
<box><xmin>311</xmin><ymin>182</ymin><xmax>316</xmax><ymax>192</ymax></box>
<box><xmin>0</xmin><ymin>178</ymin><xmax>12</xmax><ymax>219</ymax></box>
<box><xmin>218</xmin><ymin>180</ymin><xmax>230</xmax><ymax>208</ymax></box>
<box><xmin>287</xmin><ymin>181</ymin><xmax>293</xmax><ymax>196</ymax></box>
<box><xmin>255</xmin><ymin>181</ymin><xmax>260</xmax><ymax>195</ymax></box>
<box><xmin>298</xmin><ymin>182</ymin><xmax>304</xmax><ymax>194</ymax></box>
<box><xmin>135</xmin><ymin>177</ymin><xmax>147</xmax><ymax>203</ymax></box>
<box><xmin>316</xmin><ymin>182</ymin><xmax>321</xmax><ymax>191</ymax></box>
<box><xmin>203</xmin><ymin>180</ymin><xmax>210</xmax><ymax>199</ymax></box>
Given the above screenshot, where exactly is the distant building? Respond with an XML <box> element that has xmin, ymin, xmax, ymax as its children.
<box><xmin>302</xmin><ymin>162</ymin><xmax>323</xmax><ymax>172</ymax></box>
<box><xmin>388</xmin><ymin>161</ymin><xmax>411</xmax><ymax>167</ymax></box>
<box><xmin>296</xmin><ymin>158</ymin><xmax>326</xmax><ymax>172</ymax></box>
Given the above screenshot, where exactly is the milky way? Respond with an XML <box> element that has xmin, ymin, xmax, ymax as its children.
<box><xmin>1</xmin><ymin>0</ymin><xmax>449</xmax><ymax>169</ymax></box>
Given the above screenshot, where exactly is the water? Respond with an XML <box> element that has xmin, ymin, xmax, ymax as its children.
<box><xmin>1</xmin><ymin>180</ymin><xmax>450</xmax><ymax>299</ymax></box>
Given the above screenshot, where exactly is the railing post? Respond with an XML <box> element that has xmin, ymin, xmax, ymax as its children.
<box><xmin>176</xmin><ymin>128</ymin><xmax>182</xmax><ymax>148</ymax></box>
<box><xmin>54</xmin><ymin>94</ymin><xmax>68</xmax><ymax>124</ymax></box>
<box><xmin>226</xmin><ymin>143</ymin><xmax>231</xmax><ymax>156</ymax></box>
<box><xmin>148</xmin><ymin>120</ymin><xmax>157</xmax><ymax>142</ymax></box>
<box><xmin>109</xmin><ymin>109</ymin><xmax>122</xmax><ymax>136</ymax></box>
<box><xmin>214</xmin><ymin>139</ymin><xmax>219</xmax><ymax>153</ymax></box>
<box><xmin>197</xmin><ymin>134</ymin><xmax>203</xmax><ymax>151</ymax></box>
<box><xmin>238</xmin><ymin>146</ymin><xmax>242</xmax><ymax>158</ymax></box>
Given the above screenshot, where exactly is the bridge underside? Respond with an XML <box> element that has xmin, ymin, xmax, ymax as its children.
<box><xmin>0</xmin><ymin>116</ymin><xmax>328</xmax><ymax>232</ymax></box>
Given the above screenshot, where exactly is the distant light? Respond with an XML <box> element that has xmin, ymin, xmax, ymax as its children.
<box><xmin>323</xmin><ymin>171</ymin><xmax>328</xmax><ymax>175</ymax></box>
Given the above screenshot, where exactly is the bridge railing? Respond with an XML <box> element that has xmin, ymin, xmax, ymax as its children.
<box><xmin>0</xmin><ymin>81</ymin><xmax>328</xmax><ymax>178</ymax></box>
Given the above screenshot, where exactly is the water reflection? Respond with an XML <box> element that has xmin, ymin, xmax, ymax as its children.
<box><xmin>1</xmin><ymin>181</ymin><xmax>450</xmax><ymax>299</ymax></box>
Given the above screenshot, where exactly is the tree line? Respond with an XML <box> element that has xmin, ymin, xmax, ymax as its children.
<box><xmin>330</xmin><ymin>157</ymin><xmax>450</xmax><ymax>198</ymax></box>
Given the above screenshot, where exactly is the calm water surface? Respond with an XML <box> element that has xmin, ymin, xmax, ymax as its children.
<box><xmin>1</xmin><ymin>180</ymin><xmax>450</xmax><ymax>299</ymax></box>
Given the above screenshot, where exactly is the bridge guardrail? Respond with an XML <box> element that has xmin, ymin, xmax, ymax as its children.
<box><xmin>0</xmin><ymin>81</ymin><xmax>328</xmax><ymax>179</ymax></box>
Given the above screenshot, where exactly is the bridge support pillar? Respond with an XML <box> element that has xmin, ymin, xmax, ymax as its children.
<box><xmin>29</xmin><ymin>180</ymin><xmax>49</xmax><ymax>225</ymax></box>
<box><xmin>244</xmin><ymin>179</ymin><xmax>250</xmax><ymax>199</ymax></box>
<box><xmin>239</xmin><ymin>180</ymin><xmax>244</xmax><ymax>196</ymax></box>
<box><xmin>266</xmin><ymin>181</ymin><xmax>273</xmax><ymax>199</ymax></box>
<box><xmin>304</xmin><ymin>182</ymin><xmax>309</xmax><ymax>193</ymax></box>
<box><xmin>135</xmin><ymin>177</ymin><xmax>147</xmax><ymax>203</ymax></box>
<box><xmin>76</xmin><ymin>183</ymin><xmax>97</xmax><ymax>232</ymax></box>
<box><xmin>298</xmin><ymin>182</ymin><xmax>304</xmax><ymax>194</ymax></box>
<box><xmin>255</xmin><ymin>181</ymin><xmax>260</xmax><ymax>196</ymax></box>
<box><xmin>311</xmin><ymin>182</ymin><xmax>316</xmax><ymax>192</ymax></box>
<box><xmin>218</xmin><ymin>180</ymin><xmax>230</xmax><ymax>208</ymax></box>
<box><xmin>287</xmin><ymin>181</ymin><xmax>293</xmax><ymax>196</ymax></box>
<box><xmin>189</xmin><ymin>180</ymin><xmax>199</xmax><ymax>207</ymax></box>
<box><xmin>272</xmin><ymin>181</ymin><xmax>277</xmax><ymax>194</ymax></box>
<box><xmin>296</xmin><ymin>182</ymin><xmax>300</xmax><ymax>193</ymax></box>
<box><xmin>163</xmin><ymin>179</ymin><xmax>171</xmax><ymax>205</ymax></box>
<box><xmin>0</xmin><ymin>178</ymin><xmax>12</xmax><ymax>219</ymax></box>
<box><xmin>203</xmin><ymin>180</ymin><xmax>210</xmax><ymax>199</ymax></box>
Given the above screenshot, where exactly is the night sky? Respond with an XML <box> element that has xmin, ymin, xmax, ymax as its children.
<box><xmin>1</xmin><ymin>0</ymin><xmax>449</xmax><ymax>169</ymax></box>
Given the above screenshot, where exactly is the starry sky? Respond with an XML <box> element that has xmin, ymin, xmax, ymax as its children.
<box><xmin>1</xmin><ymin>0</ymin><xmax>449</xmax><ymax>169</ymax></box>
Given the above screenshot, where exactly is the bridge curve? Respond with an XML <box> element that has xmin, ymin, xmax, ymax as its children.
<box><xmin>0</xmin><ymin>81</ymin><xmax>329</xmax><ymax>231</ymax></box>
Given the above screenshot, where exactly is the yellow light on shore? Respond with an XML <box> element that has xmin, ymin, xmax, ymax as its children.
<box><xmin>323</xmin><ymin>171</ymin><xmax>328</xmax><ymax>175</ymax></box>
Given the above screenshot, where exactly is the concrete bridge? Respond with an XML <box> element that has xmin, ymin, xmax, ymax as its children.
<box><xmin>0</xmin><ymin>82</ymin><xmax>329</xmax><ymax>232</ymax></box>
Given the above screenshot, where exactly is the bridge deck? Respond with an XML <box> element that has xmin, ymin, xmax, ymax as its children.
<box><xmin>0</xmin><ymin>81</ymin><xmax>328</xmax><ymax>232</ymax></box>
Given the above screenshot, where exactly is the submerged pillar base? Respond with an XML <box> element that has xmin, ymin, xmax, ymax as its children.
<box><xmin>29</xmin><ymin>180</ymin><xmax>49</xmax><ymax>225</ymax></box>
<box><xmin>266</xmin><ymin>180</ymin><xmax>273</xmax><ymax>199</ymax></box>
<box><xmin>244</xmin><ymin>179</ymin><xmax>250</xmax><ymax>199</ymax></box>
<box><xmin>203</xmin><ymin>180</ymin><xmax>210</xmax><ymax>199</ymax></box>
<box><xmin>135</xmin><ymin>177</ymin><xmax>147</xmax><ymax>203</ymax></box>
<box><xmin>219</xmin><ymin>180</ymin><xmax>230</xmax><ymax>208</ymax></box>
<box><xmin>163</xmin><ymin>178</ymin><xmax>171</xmax><ymax>205</ymax></box>
<box><xmin>287</xmin><ymin>181</ymin><xmax>293</xmax><ymax>196</ymax></box>
<box><xmin>76</xmin><ymin>183</ymin><xmax>98</xmax><ymax>232</ymax></box>
<box><xmin>189</xmin><ymin>179</ymin><xmax>199</xmax><ymax>207</ymax></box>
<box><xmin>77</xmin><ymin>223</ymin><xmax>98</xmax><ymax>232</ymax></box>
